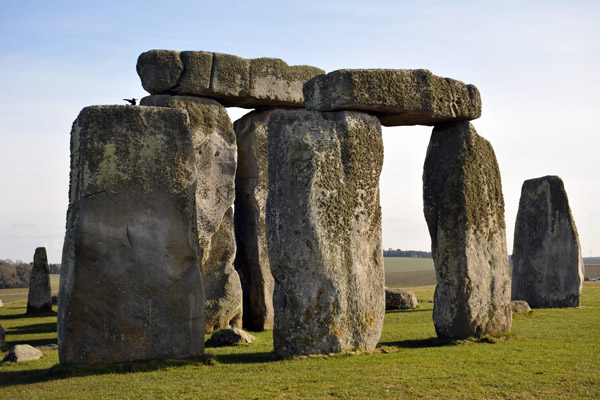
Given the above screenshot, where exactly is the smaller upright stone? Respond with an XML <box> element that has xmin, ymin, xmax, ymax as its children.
<box><xmin>0</xmin><ymin>299</ymin><xmax>3</xmax><ymax>307</ymax></box>
<box><xmin>4</xmin><ymin>344</ymin><xmax>43</xmax><ymax>362</ymax></box>
<box><xmin>0</xmin><ymin>324</ymin><xmax>5</xmax><ymax>347</ymax></box>
<box><xmin>385</xmin><ymin>288</ymin><xmax>418</xmax><ymax>310</ymax></box>
<box><xmin>304</xmin><ymin>69</ymin><xmax>481</xmax><ymax>126</ymax></box>
<box><xmin>512</xmin><ymin>176</ymin><xmax>584</xmax><ymax>308</ymax></box>
<box><xmin>27</xmin><ymin>247</ymin><xmax>52</xmax><ymax>314</ymax></box>
<box><xmin>423</xmin><ymin>121</ymin><xmax>512</xmax><ymax>339</ymax></box>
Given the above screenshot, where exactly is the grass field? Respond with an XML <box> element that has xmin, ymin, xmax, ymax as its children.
<box><xmin>1</xmin><ymin>283</ymin><xmax>599</xmax><ymax>399</ymax></box>
<box><xmin>384</xmin><ymin>257</ymin><xmax>436</xmax><ymax>287</ymax></box>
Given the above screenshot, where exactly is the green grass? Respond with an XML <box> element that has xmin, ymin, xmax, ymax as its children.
<box><xmin>0</xmin><ymin>275</ymin><xmax>60</xmax><ymax>304</ymax></box>
<box><xmin>1</xmin><ymin>283</ymin><xmax>599</xmax><ymax>399</ymax></box>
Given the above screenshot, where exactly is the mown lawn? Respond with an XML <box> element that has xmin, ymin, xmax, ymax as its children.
<box><xmin>1</xmin><ymin>284</ymin><xmax>599</xmax><ymax>399</ymax></box>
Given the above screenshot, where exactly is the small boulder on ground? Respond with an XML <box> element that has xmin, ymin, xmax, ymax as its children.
<box><xmin>511</xmin><ymin>300</ymin><xmax>531</xmax><ymax>314</ymax></box>
<box><xmin>385</xmin><ymin>288</ymin><xmax>419</xmax><ymax>310</ymax></box>
<box><xmin>205</xmin><ymin>328</ymin><xmax>256</xmax><ymax>347</ymax></box>
<box><xmin>4</xmin><ymin>344</ymin><xmax>43</xmax><ymax>362</ymax></box>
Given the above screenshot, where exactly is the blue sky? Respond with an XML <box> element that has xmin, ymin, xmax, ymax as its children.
<box><xmin>1</xmin><ymin>1</ymin><xmax>599</xmax><ymax>263</ymax></box>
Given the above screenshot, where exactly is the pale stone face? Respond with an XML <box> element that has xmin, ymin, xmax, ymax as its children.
<box><xmin>136</xmin><ymin>50</ymin><xmax>324</xmax><ymax>108</ymax></box>
<box><xmin>27</xmin><ymin>247</ymin><xmax>52</xmax><ymax>314</ymax></box>
<box><xmin>233</xmin><ymin>109</ymin><xmax>278</xmax><ymax>331</ymax></box>
<box><xmin>303</xmin><ymin>69</ymin><xmax>481</xmax><ymax>127</ymax></box>
<box><xmin>511</xmin><ymin>176</ymin><xmax>584</xmax><ymax>308</ymax></box>
<box><xmin>423</xmin><ymin>121</ymin><xmax>512</xmax><ymax>339</ymax></box>
<box><xmin>140</xmin><ymin>95</ymin><xmax>242</xmax><ymax>332</ymax></box>
<box><xmin>267</xmin><ymin>109</ymin><xmax>384</xmax><ymax>356</ymax></box>
<box><xmin>58</xmin><ymin>106</ymin><xmax>204</xmax><ymax>364</ymax></box>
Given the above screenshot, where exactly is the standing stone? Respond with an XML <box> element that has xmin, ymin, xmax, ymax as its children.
<box><xmin>512</xmin><ymin>176</ymin><xmax>584</xmax><ymax>308</ymax></box>
<box><xmin>58</xmin><ymin>105</ymin><xmax>204</xmax><ymax>364</ymax></box>
<box><xmin>233</xmin><ymin>109</ymin><xmax>278</xmax><ymax>331</ymax></box>
<box><xmin>203</xmin><ymin>208</ymin><xmax>243</xmax><ymax>331</ymax></box>
<box><xmin>27</xmin><ymin>247</ymin><xmax>52</xmax><ymax>314</ymax></box>
<box><xmin>0</xmin><ymin>324</ymin><xmax>5</xmax><ymax>347</ymax></box>
<box><xmin>267</xmin><ymin>110</ymin><xmax>385</xmax><ymax>356</ymax></box>
<box><xmin>140</xmin><ymin>95</ymin><xmax>242</xmax><ymax>331</ymax></box>
<box><xmin>423</xmin><ymin>121</ymin><xmax>512</xmax><ymax>339</ymax></box>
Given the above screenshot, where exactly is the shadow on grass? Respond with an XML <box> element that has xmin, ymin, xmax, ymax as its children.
<box><xmin>10</xmin><ymin>322</ymin><xmax>57</xmax><ymax>335</ymax></box>
<box><xmin>0</xmin><ymin>357</ymin><xmax>215</xmax><ymax>388</ymax></box>
<box><xmin>0</xmin><ymin>311</ymin><xmax>57</xmax><ymax>320</ymax></box>
<box><xmin>211</xmin><ymin>351</ymin><xmax>280</xmax><ymax>364</ymax></box>
<box><xmin>379</xmin><ymin>337</ymin><xmax>457</xmax><ymax>349</ymax></box>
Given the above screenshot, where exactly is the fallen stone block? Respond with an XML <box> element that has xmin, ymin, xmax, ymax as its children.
<box><xmin>58</xmin><ymin>105</ymin><xmax>204</xmax><ymax>364</ymax></box>
<box><xmin>304</xmin><ymin>69</ymin><xmax>481</xmax><ymax>126</ymax></box>
<box><xmin>137</xmin><ymin>50</ymin><xmax>324</xmax><ymax>108</ymax></box>
<box><xmin>511</xmin><ymin>176</ymin><xmax>584</xmax><ymax>308</ymax></box>
<box><xmin>423</xmin><ymin>120</ymin><xmax>511</xmax><ymax>339</ymax></box>
<box><xmin>267</xmin><ymin>109</ymin><xmax>385</xmax><ymax>356</ymax></box>
<box><xmin>205</xmin><ymin>328</ymin><xmax>256</xmax><ymax>347</ymax></box>
<box><xmin>385</xmin><ymin>288</ymin><xmax>418</xmax><ymax>310</ymax></box>
<box><xmin>511</xmin><ymin>300</ymin><xmax>531</xmax><ymax>314</ymax></box>
<box><xmin>4</xmin><ymin>344</ymin><xmax>43</xmax><ymax>362</ymax></box>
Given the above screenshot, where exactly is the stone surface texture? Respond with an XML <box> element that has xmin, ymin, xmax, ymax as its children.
<box><xmin>511</xmin><ymin>300</ymin><xmax>532</xmax><ymax>314</ymax></box>
<box><xmin>205</xmin><ymin>328</ymin><xmax>256</xmax><ymax>347</ymax></box>
<box><xmin>267</xmin><ymin>109</ymin><xmax>385</xmax><ymax>356</ymax></box>
<box><xmin>385</xmin><ymin>288</ymin><xmax>419</xmax><ymax>310</ymax></box>
<box><xmin>303</xmin><ymin>69</ymin><xmax>481</xmax><ymax>127</ymax></box>
<box><xmin>137</xmin><ymin>50</ymin><xmax>324</xmax><ymax>108</ymax></box>
<box><xmin>140</xmin><ymin>95</ymin><xmax>242</xmax><ymax>331</ymax></box>
<box><xmin>511</xmin><ymin>176</ymin><xmax>584</xmax><ymax>308</ymax></box>
<box><xmin>5</xmin><ymin>344</ymin><xmax>43</xmax><ymax>362</ymax></box>
<box><xmin>58</xmin><ymin>105</ymin><xmax>204</xmax><ymax>364</ymax></box>
<box><xmin>26</xmin><ymin>247</ymin><xmax>52</xmax><ymax>314</ymax></box>
<box><xmin>233</xmin><ymin>109</ymin><xmax>278</xmax><ymax>331</ymax></box>
<box><xmin>423</xmin><ymin>120</ymin><xmax>512</xmax><ymax>339</ymax></box>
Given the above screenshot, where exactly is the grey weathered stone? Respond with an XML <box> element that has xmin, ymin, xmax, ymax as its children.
<box><xmin>511</xmin><ymin>300</ymin><xmax>531</xmax><ymax>314</ymax></box>
<box><xmin>27</xmin><ymin>247</ymin><xmax>52</xmax><ymax>314</ymax></box>
<box><xmin>233</xmin><ymin>109</ymin><xmax>278</xmax><ymax>331</ymax></box>
<box><xmin>423</xmin><ymin>121</ymin><xmax>512</xmax><ymax>339</ymax></box>
<box><xmin>303</xmin><ymin>69</ymin><xmax>481</xmax><ymax>127</ymax></box>
<box><xmin>58</xmin><ymin>105</ymin><xmax>204</xmax><ymax>364</ymax></box>
<box><xmin>267</xmin><ymin>109</ymin><xmax>385</xmax><ymax>356</ymax></box>
<box><xmin>0</xmin><ymin>324</ymin><xmax>5</xmax><ymax>347</ymax></box>
<box><xmin>511</xmin><ymin>176</ymin><xmax>584</xmax><ymax>308</ymax></box>
<box><xmin>205</xmin><ymin>327</ymin><xmax>256</xmax><ymax>347</ymax></box>
<box><xmin>140</xmin><ymin>95</ymin><xmax>242</xmax><ymax>331</ymax></box>
<box><xmin>203</xmin><ymin>208</ymin><xmax>243</xmax><ymax>331</ymax></box>
<box><xmin>137</xmin><ymin>50</ymin><xmax>324</xmax><ymax>108</ymax></box>
<box><xmin>0</xmin><ymin>299</ymin><xmax>3</xmax><ymax>307</ymax></box>
<box><xmin>385</xmin><ymin>288</ymin><xmax>418</xmax><ymax>310</ymax></box>
<box><xmin>136</xmin><ymin>49</ymin><xmax>185</xmax><ymax>94</ymax></box>
<box><xmin>4</xmin><ymin>344</ymin><xmax>43</xmax><ymax>362</ymax></box>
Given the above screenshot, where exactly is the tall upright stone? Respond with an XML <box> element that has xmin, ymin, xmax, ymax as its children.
<box><xmin>512</xmin><ymin>176</ymin><xmax>584</xmax><ymax>308</ymax></box>
<box><xmin>423</xmin><ymin>121</ymin><xmax>511</xmax><ymax>339</ymax></box>
<box><xmin>267</xmin><ymin>109</ymin><xmax>385</xmax><ymax>356</ymax></box>
<box><xmin>233</xmin><ymin>109</ymin><xmax>278</xmax><ymax>331</ymax></box>
<box><xmin>58</xmin><ymin>105</ymin><xmax>204</xmax><ymax>364</ymax></box>
<box><xmin>27</xmin><ymin>247</ymin><xmax>52</xmax><ymax>314</ymax></box>
<box><xmin>140</xmin><ymin>95</ymin><xmax>242</xmax><ymax>331</ymax></box>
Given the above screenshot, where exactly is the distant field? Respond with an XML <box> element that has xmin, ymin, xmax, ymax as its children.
<box><xmin>384</xmin><ymin>257</ymin><xmax>436</xmax><ymax>287</ymax></box>
<box><xmin>585</xmin><ymin>264</ymin><xmax>600</xmax><ymax>278</ymax></box>
<box><xmin>0</xmin><ymin>274</ymin><xmax>60</xmax><ymax>304</ymax></box>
